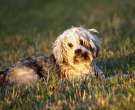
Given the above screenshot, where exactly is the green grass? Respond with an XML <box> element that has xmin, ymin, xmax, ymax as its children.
<box><xmin>0</xmin><ymin>0</ymin><xmax>135</xmax><ymax>109</ymax></box>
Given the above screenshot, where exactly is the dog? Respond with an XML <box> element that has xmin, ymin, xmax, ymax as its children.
<box><xmin>1</xmin><ymin>26</ymin><xmax>104</xmax><ymax>85</ymax></box>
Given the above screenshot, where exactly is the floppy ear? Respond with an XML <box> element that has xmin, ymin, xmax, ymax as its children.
<box><xmin>88</xmin><ymin>28</ymin><xmax>101</xmax><ymax>58</ymax></box>
<box><xmin>52</xmin><ymin>36</ymin><xmax>63</xmax><ymax>64</ymax></box>
<box><xmin>89</xmin><ymin>39</ymin><xmax>100</xmax><ymax>58</ymax></box>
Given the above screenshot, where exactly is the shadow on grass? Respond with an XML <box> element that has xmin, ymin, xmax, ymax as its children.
<box><xmin>97</xmin><ymin>53</ymin><xmax>135</xmax><ymax>76</ymax></box>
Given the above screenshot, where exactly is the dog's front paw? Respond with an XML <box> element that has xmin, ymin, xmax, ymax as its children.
<box><xmin>94</xmin><ymin>64</ymin><xmax>105</xmax><ymax>79</ymax></box>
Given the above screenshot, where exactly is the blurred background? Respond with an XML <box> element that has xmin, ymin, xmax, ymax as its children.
<box><xmin>0</xmin><ymin>0</ymin><xmax>135</xmax><ymax>75</ymax></box>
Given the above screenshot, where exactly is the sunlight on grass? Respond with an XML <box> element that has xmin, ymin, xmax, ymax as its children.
<box><xmin>0</xmin><ymin>0</ymin><xmax>135</xmax><ymax>109</ymax></box>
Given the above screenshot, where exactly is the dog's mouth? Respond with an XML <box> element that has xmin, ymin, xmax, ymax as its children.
<box><xmin>73</xmin><ymin>52</ymin><xmax>90</xmax><ymax>64</ymax></box>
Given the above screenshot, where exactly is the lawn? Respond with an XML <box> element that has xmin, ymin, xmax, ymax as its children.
<box><xmin>0</xmin><ymin>0</ymin><xmax>135</xmax><ymax>109</ymax></box>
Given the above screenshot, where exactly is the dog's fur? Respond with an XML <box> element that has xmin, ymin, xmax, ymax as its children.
<box><xmin>2</xmin><ymin>26</ymin><xmax>104</xmax><ymax>85</ymax></box>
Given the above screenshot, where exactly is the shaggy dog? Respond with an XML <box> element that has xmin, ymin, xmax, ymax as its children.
<box><xmin>1</xmin><ymin>26</ymin><xmax>104</xmax><ymax>85</ymax></box>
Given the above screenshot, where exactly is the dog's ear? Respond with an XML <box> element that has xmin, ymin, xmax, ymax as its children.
<box><xmin>88</xmin><ymin>28</ymin><xmax>101</xmax><ymax>58</ymax></box>
<box><xmin>89</xmin><ymin>39</ymin><xmax>100</xmax><ymax>58</ymax></box>
<box><xmin>53</xmin><ymin>36</ymin><xmax>63</xmax><ymax>64</ymax></box>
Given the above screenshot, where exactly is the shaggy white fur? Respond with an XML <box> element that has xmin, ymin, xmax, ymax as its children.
<box><xmin>53</xmin><ymin>26</ymin><xmax>104</xmax><ymax>80</ymax></box>
<box><xmin>3</xmin><ymin>26</ymin><xmax>104</xmax><ymax>85</ymax></box>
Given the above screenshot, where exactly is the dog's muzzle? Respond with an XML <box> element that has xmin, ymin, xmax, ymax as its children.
<box><xmin>74</xmin><ymin>49</ymin><xmax>90</xmax><ymax>63</ymax></box>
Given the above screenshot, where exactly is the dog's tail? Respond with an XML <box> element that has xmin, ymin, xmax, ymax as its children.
<box><xmin>0</xmin><ymin>70</ymin><xmax>6</xmax><ymax>84</ymax></box>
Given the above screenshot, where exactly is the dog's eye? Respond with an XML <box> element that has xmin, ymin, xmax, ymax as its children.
<box><xmin>89</xmin><ymin>46</ymin><xmax>94</xmax><ymax>52</ymax></box>
<box><xmin>79</xmin><ymin>39</ymin><xmax>83</xmax><ymax>45</ymax></box>
<box><xmin>68</xmin><ymin>43</ymin><xmax>73</xmax><ymax>48</ymax></box>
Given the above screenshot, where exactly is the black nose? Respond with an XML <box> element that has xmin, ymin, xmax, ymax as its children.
<box><xmin>83</xmin><ymin>52</ymin><xmax>89</xmax><ymax>58</ymax></box>
<box><xmin>75</xmin><ymin>49</ymin><xmax>82</xmax><ymax>55</ymax></box>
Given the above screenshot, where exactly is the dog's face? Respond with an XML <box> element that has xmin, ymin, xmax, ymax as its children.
<box><xmin>53</xmin><ymin>27</ymin><xmax>101</xmax><ymax>66</ymax></box>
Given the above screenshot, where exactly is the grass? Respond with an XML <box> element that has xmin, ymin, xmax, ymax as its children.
<box><xmin>0</xmin><ymin>0</ymin><xmax>135</xmax><ymax>109</ymax></box>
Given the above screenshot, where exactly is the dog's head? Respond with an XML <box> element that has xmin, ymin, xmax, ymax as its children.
<box><xmin>53</xmin><ymin>27</ymin><xmax>101</xmax><ymax>66</ymax></box>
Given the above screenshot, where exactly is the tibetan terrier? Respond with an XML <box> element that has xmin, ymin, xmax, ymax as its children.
<box><xmin>1</xmin><ymin>26</ymin><xmax>104</xmax><ymax>85</ymax></box>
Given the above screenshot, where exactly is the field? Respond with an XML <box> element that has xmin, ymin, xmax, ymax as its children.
<box><xmin>0</xmin><ymin>0</ymin><xmax>135</xmax><ymax>109</ymax></box>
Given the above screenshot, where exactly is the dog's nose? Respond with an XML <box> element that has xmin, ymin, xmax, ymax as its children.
<box><xmin>83</xmin><ymin>52</ymin><xmax>89</xmax><ymax>58</ymax></box>
<box><xmin>75</xmin><ymin>49</ymin><xmax>82</xmax><ymax>55</ymax></box>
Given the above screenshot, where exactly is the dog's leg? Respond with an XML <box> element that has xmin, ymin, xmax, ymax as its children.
<box><xmin>93</xmin><ymin>62</ymin><xmax>105</xmax><ymax>79</ymax></box>
<box><xmin>5</xmin><ymin>66</ymin><xmax>39</xmax><ymax>85</ymax></box>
